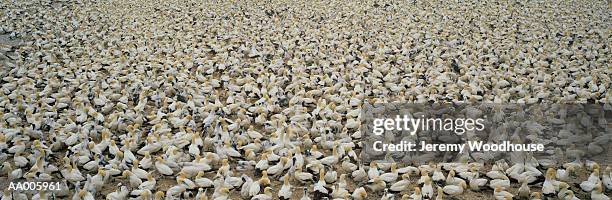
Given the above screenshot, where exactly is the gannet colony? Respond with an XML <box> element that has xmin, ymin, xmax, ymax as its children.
<box><xmin>0</xmin><ymin>0</ymin><xmax>610</xmax><ymax>199</ymax></box>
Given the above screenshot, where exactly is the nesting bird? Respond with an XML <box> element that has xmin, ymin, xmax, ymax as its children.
<box><xmin>0</xmin><ymin>0</ymin><xmax>609</xmax><ymax>199</ymax></box>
